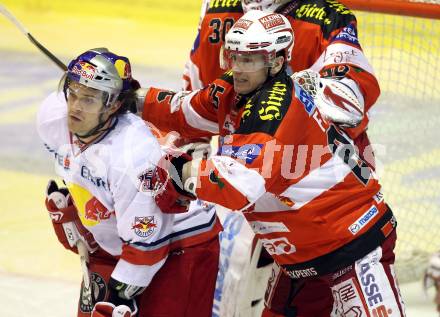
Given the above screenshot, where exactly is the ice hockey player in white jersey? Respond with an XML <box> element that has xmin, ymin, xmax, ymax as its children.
<box><xmin>37</xmin><ymin>48</ymin><xmax>221</xmax><ymax>317</ymax></box>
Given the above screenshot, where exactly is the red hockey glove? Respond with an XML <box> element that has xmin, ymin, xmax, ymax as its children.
<box><xmin>45</xmin><ymin>180</ymin><xmax>98</xmax><ymax>253</ymax></box>
<box><xmin>151</xmin><ymin>151</ymin><xmax>196</xmax><ymax>213</ymax></box>
<box><xmin>91</xmin><ymin>302</ymin><xmax>133</xmax><ymax>317</ymax></box>
<box><xmin>92</xmin><ymin>277</ymin><xmax>143</xmax><ymax>317</ymax></box>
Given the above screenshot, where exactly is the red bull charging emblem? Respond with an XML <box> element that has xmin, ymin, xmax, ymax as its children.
<box><xmin>132</xmin><ymin>216</ymin><xmax>157</xmax><ymax>237</ymax></box>
<box><xmin>72</xmin><ymin>61</ymin><xmax>96</xmax><ymax>81</ymax></box>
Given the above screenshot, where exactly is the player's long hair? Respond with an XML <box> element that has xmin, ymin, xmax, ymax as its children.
<box><xmin>115</xmin><ymin>79</ymin><xmax>141</xmax><ymax>115</ymax></box>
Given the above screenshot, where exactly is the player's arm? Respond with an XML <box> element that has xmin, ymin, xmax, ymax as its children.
<box><xmin>299</xmin><ymin>17</ymin><xmax>380</xmax><ymax>139</ymax></box>
<box><xmin>137</xmin><ymin>76</ymin><xmax>233</xmax><ymax>138</ymax></box>
<box><xmin>184</xmin><ymin>132</ymin><xmax>284</xmax><ymax>211</ymax></box>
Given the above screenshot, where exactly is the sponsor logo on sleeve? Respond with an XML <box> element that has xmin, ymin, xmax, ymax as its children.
<box><xmin>219</xmin><ymin>143</ymin><xmax>263</xmax><ymax>164</ymax></box>
<box><xmin>349</xmin><ymin>205</ymin><xmax>379</xmax><ymax>235</ymax></box>
<box><xmin>294</xmin><ymin>83</ymin><xmax>316</xmax><ymax>115</ymax></box>
<box><xmin>333</xmin><ymin>23</ymin><xmax>360</xmax><ymax>46</ymax></box>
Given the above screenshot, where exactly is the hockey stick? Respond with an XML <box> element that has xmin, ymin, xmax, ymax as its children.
<box><xmin>0</xmin><ymin>4</ymin><xmax>67</xmax><ymax>71</ymax></box>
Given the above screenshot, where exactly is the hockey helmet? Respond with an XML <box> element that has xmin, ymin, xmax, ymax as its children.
<box><xmin>64</xmin><ymin>48</ymin><xmax>133</xmax><ymax>108</ymax></box>
<box><xmin>220</xmin><ymin>10</ymin><xmax>294</xmax><ymax>72</ymax></box>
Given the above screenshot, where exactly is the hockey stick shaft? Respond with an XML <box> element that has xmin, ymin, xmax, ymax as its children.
<box><xmin>0</xmin><ymin>4</ymin><xmax>67</xmax><ymax>71</ymax></box>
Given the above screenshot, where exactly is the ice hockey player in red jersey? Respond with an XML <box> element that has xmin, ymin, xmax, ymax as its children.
<box><xmin>37</xmin><ymin>48</ymin><xmax>221</xmax><ymax>317</ymax></box>
<box><xmin>183</xmin><ymin>0</ymin><xmax>379</xmax><ymax>153</ymax></box>
<box><xmin>138</xmin><ymin>10</ymin><xmax>406</xmax><ymax>316</ymax></box>
<box><xmin>183</xmin><ymin>1</ymin><xmax>381</xmax><ymax>314</ymax></box>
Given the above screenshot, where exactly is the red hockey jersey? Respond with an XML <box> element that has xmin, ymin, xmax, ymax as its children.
<box><xmin>142</xmin><ymin>70</ymin><xmax>395</xmax><ymax>276</ymax></box>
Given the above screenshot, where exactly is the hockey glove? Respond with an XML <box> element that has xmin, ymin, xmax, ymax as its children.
<box><xmin>151</xmin><ymin>151</ymin><xmax>197</xmax><ymax>213</ymax></box>
<box><xmin>92</xmin><ymin>277</ymin><xmax>144</xmax><ymax>317</ymax></box>
<box><xmin>173</xmin><ymin>137</ymin><xmax>212</xmax><ymax>160</ymax></box>
<box><xmin>45</xmin><ymin>180</ymin><xmax>98</xmax><ymax>254</ymax></box>
<box><xmin>292</xmin><ymin>69</ymin><xmax>364</xmax><ymax>128</ymax></box>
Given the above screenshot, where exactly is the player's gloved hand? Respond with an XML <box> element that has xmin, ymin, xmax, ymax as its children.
<box><xmin>151</xmin><ymin>151</ymin><xmax>197</xmax><ymax>213</ymax></box>
<box><xmin>91</xmin><ymin>302</ymin><xmax>133</xmax><ymax>317</ymax></box>
<box><xmin>45</xmin><ymin>180</ymin><xmax>98</xmax><ymax>253</ymax></box>
<box><xmin>173</xmin><ymin>137</ymin><xmax>211</xmax><ymax>160</ymax></box>
<box><xmin>92</xmin><ymin>277</ymin><xmax>144</xmax><ymax>317</ymax></box>
<box><xmin>292</xmin><ymin>69</ymin><xmax>364</xmax><ymax>128</ymax></box>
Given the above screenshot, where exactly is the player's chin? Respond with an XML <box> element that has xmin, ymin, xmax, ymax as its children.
<box><xmin>67</xmin><ymin>118</ymin><xmax>84</xmax><ymax>134</ymax></box>
<box><xmin>233</xmin><ymin>80</ymin><xmax>251</xmax><ymax>95</ymax></box>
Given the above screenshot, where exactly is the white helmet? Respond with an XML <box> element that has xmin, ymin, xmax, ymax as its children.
<box><xmin>241</xmin><ymin>0</ymin><xmax>291</xmax><ymax>13</ymax></box>
<box><xmin>221</xmin><ymin>10</ymin><xmax>294</xmax><ymax>72</ymax></box>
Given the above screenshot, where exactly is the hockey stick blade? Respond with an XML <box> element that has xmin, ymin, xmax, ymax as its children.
<box><xmin>0</xmin><ymin>4</ymin><xmax>67</xmax><ymax>71</ymax></box>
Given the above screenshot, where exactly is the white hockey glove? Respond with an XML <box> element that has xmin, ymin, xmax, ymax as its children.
<box><xmin>292</xmin><ymin>69</ymin><xmax>364</xmax><ymax>128</ymax></box>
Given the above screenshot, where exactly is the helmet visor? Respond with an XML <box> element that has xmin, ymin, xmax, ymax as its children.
<box><xmin>59</xmin><ymin>74</ymin><xmax>110</xmax><ymax>114</ymax></box>
<box><xmin>220</xmin><ymin>46</ymin><xmax>276</xmax><ymax>72</ymax></box>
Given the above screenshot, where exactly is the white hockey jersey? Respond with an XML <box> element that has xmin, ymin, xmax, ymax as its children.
<box><xmin>37</xmin><ymin>92</ymin><xmax>221</xmax><ymax>287</ymax></box>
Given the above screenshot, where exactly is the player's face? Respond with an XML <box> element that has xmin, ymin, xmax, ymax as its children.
<box><xmin>66</xmin><ymin>82</ymin><xmax>108</xmax><ymax>136</ymax></box>
<box><xmin>233</xmin><ymin>68</ymin><xmax>268</xmax><ymax>95</ymax></box>
<box><xmin>230</xmin><ymin>53</ymin><xmax>269</xmax><ymax>94</ymax></box>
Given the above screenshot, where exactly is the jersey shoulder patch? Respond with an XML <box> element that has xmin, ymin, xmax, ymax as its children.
<box><xmin>293</xmin><ymin>82</ymin><xmax>316</xmax><ymax>116</ymax></box>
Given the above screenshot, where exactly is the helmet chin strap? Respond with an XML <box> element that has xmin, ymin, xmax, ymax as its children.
<box><xmin>75</xmin><ymin>111</ymin><xmax>114</xmax><ymax>141</ymax></box>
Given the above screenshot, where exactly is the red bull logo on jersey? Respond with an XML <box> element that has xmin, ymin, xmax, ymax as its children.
<box><xmin>85</xmin><ymin>197</ymin><xmax>113</xmax><ymax>221</ymax></box>
<box><xmin>72</xmin><ymin>61</ymin><xmax>96</xmax><ymax>81</ymax></box>
<box><xmin>132</xmin><ymin>216</ymin><xmax>157</xmax><ymax>238</ymax></box>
